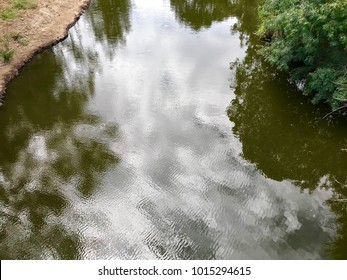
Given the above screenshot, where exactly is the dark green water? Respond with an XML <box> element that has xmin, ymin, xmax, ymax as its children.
<box><xmin>0</xmin><ymin>0</ymin><xmax>347</xmax><ymax>259</ymax></box>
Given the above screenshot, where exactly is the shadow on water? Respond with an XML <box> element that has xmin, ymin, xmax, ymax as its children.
<box><xmin>0</xmin><ymin>0</ymin><xmax>132</xmax><ymax>259</ymax></box>
<box><xmin>227</xmin><ymin>3</ymin><xmax>347</xmax><ymax>259</ymax></box>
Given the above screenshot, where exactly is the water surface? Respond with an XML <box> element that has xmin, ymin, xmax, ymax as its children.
<box><xmin>1</xmin><ymin>0</ymin><xmax>347</xmax><ymax>259</ymax></box>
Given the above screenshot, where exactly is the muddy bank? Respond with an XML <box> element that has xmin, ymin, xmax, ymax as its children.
<box><xmin>0</xmin><ymin>0</ymin><xmax>91</xmax><ymax>97</ymax></box>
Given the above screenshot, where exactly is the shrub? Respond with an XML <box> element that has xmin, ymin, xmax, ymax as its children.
<box><xmin>258</xmin><ymin>0</ymin><xmax>347</xmax><ymax>111</ymax></box>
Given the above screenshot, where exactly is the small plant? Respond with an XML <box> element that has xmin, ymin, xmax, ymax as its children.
<box><xmin>11</xmin><ymin>33</ymin><xmax>22</xmax><ymax>41</ymax></box>
<box><xmin>11</xmin><ymin>33</ymin><xmax>29</xmax><ymax>46</ymax></box>
<box><xmin>18</xmin><ymin>38</ymin><xmax>29</xmax><ymax>46</ymax></box>
<box><xmin>0</xmin><ymin>9</ymin><xmax>17</xmax><ymax>20</ymax></box>
<box><xmin>1</xmin><ymin>49</ymin><xmax>15</xmax><ymax>62</ymax></box>
<box><xmin>0</xmin><ymin>35</ymin><xmax>15</xmax><ymax>62</ymax></box>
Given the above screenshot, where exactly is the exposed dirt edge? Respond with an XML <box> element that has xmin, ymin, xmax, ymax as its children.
<box><xmin>0</xmin><ymin>0</ymin><xmax>92</xmax><ymax>97</ymax></box>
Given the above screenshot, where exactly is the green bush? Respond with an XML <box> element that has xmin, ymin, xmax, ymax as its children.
<box><xmin>258</xmin><ymin>0</ymin><xmax>347</xmax><ymax>111</ymax></box>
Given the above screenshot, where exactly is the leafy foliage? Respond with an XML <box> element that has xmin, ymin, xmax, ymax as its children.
<box><xmin>258</xmin><ymin>0</ymin><xmax>347</xmax><ymax>110</ymax></box>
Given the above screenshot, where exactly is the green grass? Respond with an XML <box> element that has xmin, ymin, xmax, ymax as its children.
<box><xmin>0</xmin><ymin>32</ymin><xmax>29</xmax><ymax>63</ymax></box>
<box><xmin>0</xmin><ymin>9</ymin><xmax>17</xmax><ymax>20</ymax></box>
<box><xmin>11</xmin><ymin>33</ymin><xmax>29</xmax><ymax>45</ymax></box>
<box><xmin>12</xmin><ymin>0</ymin><xmax>37</xmax><ymax>10</ymax></box>
<box><xmin>1</xmin><ymin>49</ymin><xmax>15</xmax><ymax>62</ymax></box>
<box><xmin>0</xmin><ymin>0</ymin><xmax>37</xmax><ymax>20</ymax></box>
<box><xmin>18</xmin><ymin>38</ymin><xmax>29</xmax><ymax>46</ymax></box>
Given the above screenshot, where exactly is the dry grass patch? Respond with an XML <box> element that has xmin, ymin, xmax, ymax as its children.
<box><xmin>1</xmin><ymin>0</ymin><xmax>37</xmax><ymax>20</ymax></box>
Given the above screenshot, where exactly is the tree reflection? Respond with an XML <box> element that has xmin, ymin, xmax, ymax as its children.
<box><xmin>170</xmin><ymin>0</ymin><xmax>237</xmax><ymax>30</ymax></box>
<box><xmin>229</xmin><ymin>0</ymin><xmax>259</xmax><ymax>47</ymax></box>
<box><xmin>227</xmin><ymin>9</ymin><xmax>347</xmax><ymax>259</ymax></box>
<box><xmin>88</xmin><ymin>0</ymin><xmax>131</xmax><ymax>46</ymax></box>
<box><xmin>0</xmin><ymin>11</ymin><xmax>121</xmax><ymax>259</ymax></box>
<box><xmin>229</xmin><ymin>55</ymin><xmax>347</xmax><ymax>189</ymax></box>
<box><xmin>170</xmin><ymin>0</ymin><xmax>259</xmax><ymax>46</ymax></box>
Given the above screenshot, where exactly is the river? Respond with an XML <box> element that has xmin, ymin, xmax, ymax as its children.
<box><xmin>0</xmin><ymin>0</ymin><xmax>347</xmax><ymax>259</ymax></box>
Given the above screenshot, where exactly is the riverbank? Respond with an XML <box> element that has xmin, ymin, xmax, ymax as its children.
<box><xmin>0</xmin><ymin>0</ymin><xmax>91</xmax><ymax>97</ymax></box>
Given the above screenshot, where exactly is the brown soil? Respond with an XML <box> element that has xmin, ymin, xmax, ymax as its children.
<box><xmin>0</xmin><ymin>0</ymin><xmax>91</xmax><ymax>96</ymax></box>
